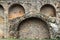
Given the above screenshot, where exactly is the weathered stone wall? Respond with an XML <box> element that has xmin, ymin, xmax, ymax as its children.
<box><xmin>0</xmin><ymin>0</ymin><xmax>60</xmax><ymax>39</ymax></box>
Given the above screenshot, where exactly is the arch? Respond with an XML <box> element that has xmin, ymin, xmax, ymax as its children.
<box><xmin>40</xmin><ymin>4</ymin><xmax>56</xmax><ymax>17</ymax></box>
<box><xmin>17</xmin><ymin>17</ymin><xmax>50</xmax><ymax>39</ymax></box>
<box><xmin>0</xmin><ymin>5</ymin><xmax>4</xmax><ymax>23</ymax></box>
<box><xmin>8</xmin><ymin>4</ymin><xmax>25</xmax><ymax>20</ymax></box>
<box><xmin>0</xmin><ymin>5</ymin><xmax>4</xmax><ymax>16</ymax></box>
<box><xmin>0</xmin><ymin>5</ymin><xmax>4</xmax><ymax>37</ymax></box>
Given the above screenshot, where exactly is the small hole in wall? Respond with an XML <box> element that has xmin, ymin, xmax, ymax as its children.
<box><xmin>8</xmin><ymin>4</ymin><xmax>25</xmax><ymax>20</ymax></box>
<box><xmin>40</xmin><ymin>4</ymin><xmax>56</xmax><ymax>17</ymax></box>
<box><xmin>8</xmin><ymin>2</ymin><xmax>11</xmax><ymax>5</ymax></box>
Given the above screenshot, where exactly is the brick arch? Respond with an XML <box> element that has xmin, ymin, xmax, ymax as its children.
<box><xmin>17</xmin><ymin>17</ymin><xmax>50</xmax><ymax>39</ymax></box>
<box><xmin>8</xmin><ymin>4</ymin><xmax>25</xmax><ymax>20</ymax></box>
<box><xmin>40</xmin><ymin>4</ymin><xmax>56</xmax><ymax>17</ymax></box>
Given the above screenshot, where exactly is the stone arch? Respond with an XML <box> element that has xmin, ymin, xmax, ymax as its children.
<box><xmin>0</xmin><ymin>5</ymin><xmax>4</xmax><ymax>16</ymax></box>
<box><xmin>0</xmin><ymin>5</ymin><xmax>4</xmax><ymax>38</ymax></box>
<box><xmin>8</xmin><ymin>4</ymin><xmax>25</xmax><ymax>20</ymax></box>
<box><xmin>40</xmin><ymin>4</ymin><xmax>56</xmax><ymax>17</ymax></box>
<box><xmin>17</xmin><ymin>17</ymin><xmax>50</xmax><ymax>39</ymax></box>
<box><xmin>0</xmin><ymin>5</ymin><xmax>4</xmax><ymax>23</ymax></box>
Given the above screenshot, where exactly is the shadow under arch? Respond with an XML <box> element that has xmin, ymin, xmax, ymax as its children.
<box><xmin>0</xmin><ymin>5</ymin><xmax>4</xmax><ymax>23</ymax></box>
<box><xmin>0</xmin><ymin>5</ymin><xmax>4</xmax><ymax>38</ymax></box>
<box><xmin>40</xmin><ymin>4</ymin><xmax>56</xmax><ymax>17</ymax></box>
<box><xmin>0</xmin><ymin>5</ymin><xmax>4</xmax><ymax>9</ymax></box>
<box><xmin>17</xmin><ymin>17</ymin><xmax>50</xmax><ymax>39</ymax></box>
<box><xmin>8</xmin><ymin>4</ymin><xmax>25</xmax><ymax>20</ymax></box>
<box><xmin>0</xmin><ymin>5</ymin><xmax>4</xmax><ymax>15</ymax></box>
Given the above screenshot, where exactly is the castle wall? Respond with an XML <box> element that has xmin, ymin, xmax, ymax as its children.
<box><xmin>0</xmin><ymin>0</ymin><xmax>60</xmax><ymax>38</ymax></box>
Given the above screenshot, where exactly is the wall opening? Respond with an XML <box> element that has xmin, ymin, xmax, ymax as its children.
<box><xmin>8</xmin><ymin>4</ymin><xmax>25</xmax><ymax>20</ymax></box>
<box><xmin>17</xmin><ymin>17</ymin><xmax>50</xmax><ymax>39</ymax></box>
<box><xmin>0</xmin><ymin>5</ymin><xmax>4</xmax><ymax>38</ymax></box>
<box><xmin>0</xmin><ymin>5</ymin><xmax>4</xmax><ymax>15</ymax></box>
<box><xmin>0</xmin><ymin>5</ymin><xmax>4</xmax><ymax>23</ymax></box>
<box><xmin>40</xmin><ymin>4</ymin><xmax>56</xmax><ymax>17</ymax></box>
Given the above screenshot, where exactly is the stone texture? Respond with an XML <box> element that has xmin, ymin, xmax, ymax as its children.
<box><xmin>19</xmin><ymin>17</ymin><xmax>50</xmax><ymax>39</ymax></box>
<box><xmin>0</xmin><ymin>0</ymin><xmax>60</xmax><ymax>39</ymax></box>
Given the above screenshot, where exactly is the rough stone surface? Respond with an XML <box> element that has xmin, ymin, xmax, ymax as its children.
<box><xmin>0</xmin><ymin>0</ymin><xmax>60</xmax><ymax>39</ymax></box>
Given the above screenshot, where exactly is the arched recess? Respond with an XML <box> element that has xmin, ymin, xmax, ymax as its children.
<box><xmin>0</xmin><ymin>5</ymin><xmax>4</xmax><ymax>38</ymax></box>
<box><xmin>17</xmin><ymin>17</ymin><xmax>50</xmax><ymax>39</ymax></box>
<box><xmin>0</xmin><ymin>5</ymin><xmax>4</xmax><ymax>23</ymax></box>
<box><xmin>8</xmin><ymin>4</ymin><xmax>25</xmax><ymax>20</ymax></box>
<box><xmin>0</xmin><ymin>5</ymin><xmax>4</xmax><ymax>15</ymax></box>
<box><xmin>40</xmin><ymin>4</ymin><xmax>56</xmax><ymax>17</ymax></box>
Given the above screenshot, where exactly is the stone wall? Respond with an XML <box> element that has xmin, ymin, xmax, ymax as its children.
<box><xmin>0</xmin><ymin>0</ymin><xmax>60</xmax><ymax>39</ymax></box>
